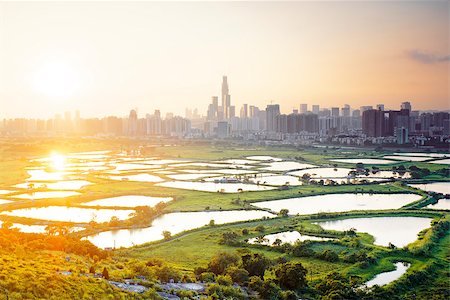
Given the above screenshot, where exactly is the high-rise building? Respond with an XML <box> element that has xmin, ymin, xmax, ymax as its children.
<box><xmin>396</xmin><ymin>127</ymin><xmax>408</xmax><ymax>144</ymax></box>
<box><xmin>376</xmin><ymin>104</ymin><xmax>385</xmax><ymax>111</ymax></box>
<box><xmin>240</xmin><ymin>104</ymin><xmax>248</xmax><ymax>118</ymax></box>
<box><xmin>300</xmin><ymin>104</ymin><xmax>308</xmax><ymax>114</ymax></box>
<box><xmin>362</xmin><ymin>109</ymin><xmax>384</xmax><ymax>137</ymax></box>
<box><xmin>360</xmin><ymin>106</ymin><xmax>373</xmax><ymax>112</ymax></box>
<box><xmin>275</xmin><ymin>114</ymin><xmax>288</xmax><ymax>133</ymax></box>
<box><xmin>217</xmin><ymin>121</ymin><xmax>230</xmax><ymax>138</ymax></box>
<box><xmin>229</xmin><ymin>106</ymin><xmax>235</xmax><ymax>119</ymax></box>
<box><xmin>342</xmin><ymin>104</ymin><xmax>351</xmax><ymax>117</ymax></box>
<box><xmin>221</xmin><ymin>76</ymin><xmax>231</xmax><ymax>119</ymax></box>
<box><xmin>207</xmin><ymin>96</ymin><xmax>219</xmax><ymax>120</ymax></box>
<box><xmin>266</xmin><ymin>104</ymin><xmax>280</xmax><ymax>132</ymax></box>
<box><xmin>128</xmin><ymin>109</ymin><xmax>138</xmax><ymax>136</ymax></box>
<box><xmin>312</xmin><ymin>105</ymin><xmax>320</xmax><ymax>114</ymax></box>
<box><xmin>401</xmin><ymin>101</ymin><xmax>411</xmax><ymax>112</ymax></box>
<box><xmin>331</xmin><ymin>107</ymin><xmax>340</xmax><ymax>117</ymax></box>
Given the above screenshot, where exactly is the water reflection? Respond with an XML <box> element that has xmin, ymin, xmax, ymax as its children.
<box><xmin>248</xmin><ymin>231</ymin><xmax>333</xmax><ymax>246</ymax></box>
<box><xmin>316</xmin><ymin>217</ymin><xmax>432</xmax><ymax>247</ymax></box>
<box><xmin>2</xmin><ymin>206</ymin><xmax>134</xmax><ymax>223</ymax></box>
<box><xmin>366</xmin><ymin>262</ymin><xmax>410</xmax><ymax>287</ymax></box>
<box><xmin>86</xmin><ymin>210</ymin><xmax>274</xmax><ymax>248</ymax></box>
<box><xmin>81</xmin><ymin>195</ymin><xmax>172</xmax><ymax>208</ymax></box>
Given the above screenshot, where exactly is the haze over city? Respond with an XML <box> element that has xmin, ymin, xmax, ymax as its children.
<box><xmin>0</xmin><ymin>1</ymin><xmax>449</xmax><ymax>119</ymax></box>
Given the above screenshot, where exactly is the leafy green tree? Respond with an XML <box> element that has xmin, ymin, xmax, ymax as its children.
<box><xmin>208</xmin><ymin>252</ymin><xmax>240</xmax><ymax>275</ymax></box>
<box><xmin>241</xmin><ymin>253</ymin><xmax>271</xmax><ymax>278</ymax></box>
<box><xmin>225</xmin><ymin>266</ymin><xmax>249</xmax><ymax>285</ymax></box>
<box><xmin>274</xmin><ymin>262</ymin><xmax>308</xmax><ymax>290</ymax></box>
<box><xmin>162</xmin><ymin>230</ymin><xmax>171</xmax><ymax>240</ymax></box>
<box><xmin>278</xmin><ymin>209</ymin><xmax>289</xmax><ymax>217</ymax></box>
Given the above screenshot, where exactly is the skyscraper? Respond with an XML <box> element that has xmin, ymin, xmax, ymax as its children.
<box><xmin>240</xmin><ymin>104</ymin><xmax>248</xmax><ymax>118</ymax></box>
<box><xmin>266</xmin><ymin>104</ymin><xmax>280</xmax><ymax>132</ymax></box>
<box><xmin>342</xmin><ymin>104</ymin><xmax>351</xmax><ymax>117</ymax></box>
<box><xmin>312</xmin><ymin>105</ymin><xmax>320</xmax><ymax>114</ymax></box>
<box><xmin>401</xmin><ymin>101</ymin><xmax>411</xmax><ymax>112</ymax></box>
<box><xmin>300</xmin><ymin>104</ymin><xmax>308</xmax><ymax>114</ymax></box>
<box><xmin>128</xmin><ymin>109</ymin><xmax>138</xmax><ymax>136</ymax></box>
<box><xmin>221</xmin><ymin>76</ymin><xmax>231</xmax><ymax>119</ymax></box>
<box><xmin>331</xmin><ymin>107</ymin><xmax>340</xmax><ymax>117</ymax></box>
<box><xmin>362</xmin><ymin>109</ymin><xmax>384</xmax><ymax>137</ymax></box>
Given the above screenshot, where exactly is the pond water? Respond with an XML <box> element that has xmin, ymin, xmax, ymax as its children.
<box><xmin>330</xmin><ymin>159</ymin><xmax>396</xmax><ymax>165</ymax></box>
<box><xmin>157</xmin><ymin>181</ymin><xmax>276</xmax><ymax>193</ymax></box>
<box><xmin>261</xmin><ymin>161</ymin><xmax>317</xmax><ymax>172</ymax></box>
<box><xmin>2</xmin><ymin>206</ymin><xmax>134</xmax><ymax>223</ymax></box>
<box><xmin>247</xmin><ymin>231</ymin><xmax>333</xmax><ymax>246</ymax></box>
<box><xmin>27</xmin><ymin>170</ymin><xmax>69</xmax><ymax>181</ymax></box>
<box><xmin>209</xmin><ymin>169</ymin><xmax>257</xmax><ymax>175</ymax></box>
<box><xmin>248</xmin><ymin>175</ymin><xmax>302</xmax><ymax>186</ymax></box>
<box><xmin>410</xmin><ymin>182</ymin><xmax>450</xmax><ymax>195</ymax></box>
<box><xmin>172</xmin><ymin>162</ymin><xmax>236</xmax><ymax>168</ymax></box>
<box><xmin>110</xmin><ymin>163</ymin><xmax>161</xmax><ymax>171</ymax></box>
<box><xmin>0</xmin><ymin>190</ymin><xmax>12</xmax><ymax>195</ymax></box>
<box><xmin>139</xmin><ymin>159</ymin><xmax>190</xmax><ymax>165</ymax></box>
<box><xmin>0</xmin><ymin>199</ymin><xmax>12</xmax><ymax>205</ymax></box>
<box><xmin>366</xmin><ymin>262</ymin><xmax>410</xmax><ymax>287</ymax></box>
<box><xmin>108</xmin><ymin>174</ymin><xmax>163</xmax><ymax>183</ymax></box>
<box><xmin>13</xmin><ymin>180</ymin><xmax>92</xmax><ymax>190</ymax></box>
<box><xmin>12</xmin><ymin>191</ymin><xmax>81</xmax><ymax>200</ymax></box>
<box><xmin>214</xmin><ymin>159</ymin><xmax>257</xmax><ymax>165</ymax></box>
<box><xmin>0</xmin><ymin>221</ymin><xmax>85</xmax><ymax>234</ymax></box>
<box><xmin>429</xmin><ymin>158</ymin><xmax>450</xmax><ymax>165</ymax></box>
<box><xmin>81</xmin><ymin>195</ymin><xmax>172</xmax><ymax>208</ymax></box>
<box><xmin>383</xmin><ymin>155</ymin><xmax>432</xmax><ymax>162</ymax></box>
<box><xmin>425</xmin><ymin>199</ymin><xmax>450</xmax><ymax>210</ymax></box>
<box><xmin>85</xmin><ymin>210</ymin><xmax>274</xmax><ymax>248</ymax></box>
<box><xmin>166</xmin><ymin>173</ymin><xmax>222</xmax><ymax>181</ymax></box>
<box><xmin>315</xmin><ymin>216</ymin><xmax>432</xmax><ymax>247</ymax></box>
<box><xmin>393</xmin><ymin>152</ymin><xmax>449</xmax><ymax>158</ymax></box>
<box><xmin>252</xmin><ymin>193</ymin><xmax>422</xmax><ymax>215</ymax></box>
<box><xmin>289</xmin><ymin>168</ymin><xmax>353</xmax><ymax>178</ymax></box>
<box><xmin>246</xmin><ymin>156</ymin><xmax>283</xmax><ymax>162</ymax></box>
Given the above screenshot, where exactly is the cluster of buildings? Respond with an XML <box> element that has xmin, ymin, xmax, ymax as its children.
<box><xmin>0</xmin><ymin>109</ymin><xmax>191</xmax><ymax>137</ymax></box>
<box><xmin>1</xmin><ymin>76</ymin><xmax>448</xmax><ymax>147</ymax></box>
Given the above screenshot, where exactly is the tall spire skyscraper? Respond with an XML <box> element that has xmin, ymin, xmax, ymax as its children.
<box><xmin>221</xmin><ymin>76</ymin><xmax>230</xmax><ymax>119</ymax></box>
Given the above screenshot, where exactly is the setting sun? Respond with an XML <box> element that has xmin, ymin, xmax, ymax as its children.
<box><xmin>49</xmin><ymin>153</ymin><xmax>66</xmax><ymax>171</ymax></box>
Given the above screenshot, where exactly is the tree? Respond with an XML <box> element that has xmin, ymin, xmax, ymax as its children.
<box><xmin>162</xmin><ymin>230</ymin><xmax>171</xmax><ymax>240</ymax></box>
<box><xmin>272</xmin><ymin>238</ymin><xmax>283</xmax><ymax>247</ymax></box>
<box><xmin>241</xmin><ymin>253</ymin><xmax>271</xmax><ymax>278</ymax></box>
<box><xmin>226</xmin><ymin>266</ymin><xmax>249</xmax><ymax>285</ymax></box>
<box><xmin>1</xmin><ymin>221</ymin><xmax>13</xmax><ymax>230</ymax></box>
<box><xmin>89</xmin><ymin>266</ymin><xmax>95</xmax><ymax>274</ymax></box>
<box><xmin>108</xmin><ymin>216</ymin><xmax>120</xmax><ymax>227</ymax></box>
<box><xmin>278</xmin><ymin>209</ymin><xmax>289</xmax><ymax>217</ymax></box>
<box><xmin>102</xmin><ymin>267</ymin><xmax>109</xmax><ymax>279</ymax></box>
<box><xmin>255</xmin><ymin>225</ymin><xmax>265</xmax><ymax>232</ymax></box>
<box><xmin>208</xmin><ymin>252</ymin><xmax>240</xmax><ymax>275</ymax></box>
<box><xmin>275</xmin><ymin>262</ymin><xmax>308</xmax><ymax>290</ymax></box>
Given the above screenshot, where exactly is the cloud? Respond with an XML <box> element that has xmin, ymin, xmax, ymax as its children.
<box><xmin>407</xmin><ymin>49</ymin><xmax>450</xmax><ymax>64</ymax></box>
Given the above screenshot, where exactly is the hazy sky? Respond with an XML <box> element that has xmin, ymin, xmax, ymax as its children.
<box><xmin>0</xmin><ymin>1</ymin><xmax>449</xmax><ymax>118</ymax></box>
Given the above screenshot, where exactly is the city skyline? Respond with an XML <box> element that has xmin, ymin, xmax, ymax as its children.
<box><xmin>0</xmin><ymin>1</ymin><xmax>449</xmax><ymax>119</ymax></box>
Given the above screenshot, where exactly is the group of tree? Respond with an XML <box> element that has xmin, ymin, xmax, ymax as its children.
<box><xmin>194</xmin><ymin>251</ymin><xmax>308</xmax><ymax>299</ymax></box>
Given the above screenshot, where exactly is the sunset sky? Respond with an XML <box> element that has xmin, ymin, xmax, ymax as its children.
<box><xmin>0</xmin><ymin>1</ymin><xmax>448</xmax><ymax>118</ymax></box>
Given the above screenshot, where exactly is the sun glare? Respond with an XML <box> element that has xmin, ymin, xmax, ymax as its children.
<box><xmin>32</xmin><ymin>61</ymin><xmax>80</xmax><ymax>98</ymax></box>
<box><xmin>50</xmin><ymin>153</ymin><xmax>66</xmax><ymax>171</ymax></box>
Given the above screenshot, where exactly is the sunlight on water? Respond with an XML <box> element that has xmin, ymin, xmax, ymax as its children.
<box><xmin>50</xmin><ymin>153</ymin><xmax>66</xmax><ymax>171</ymax></box>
